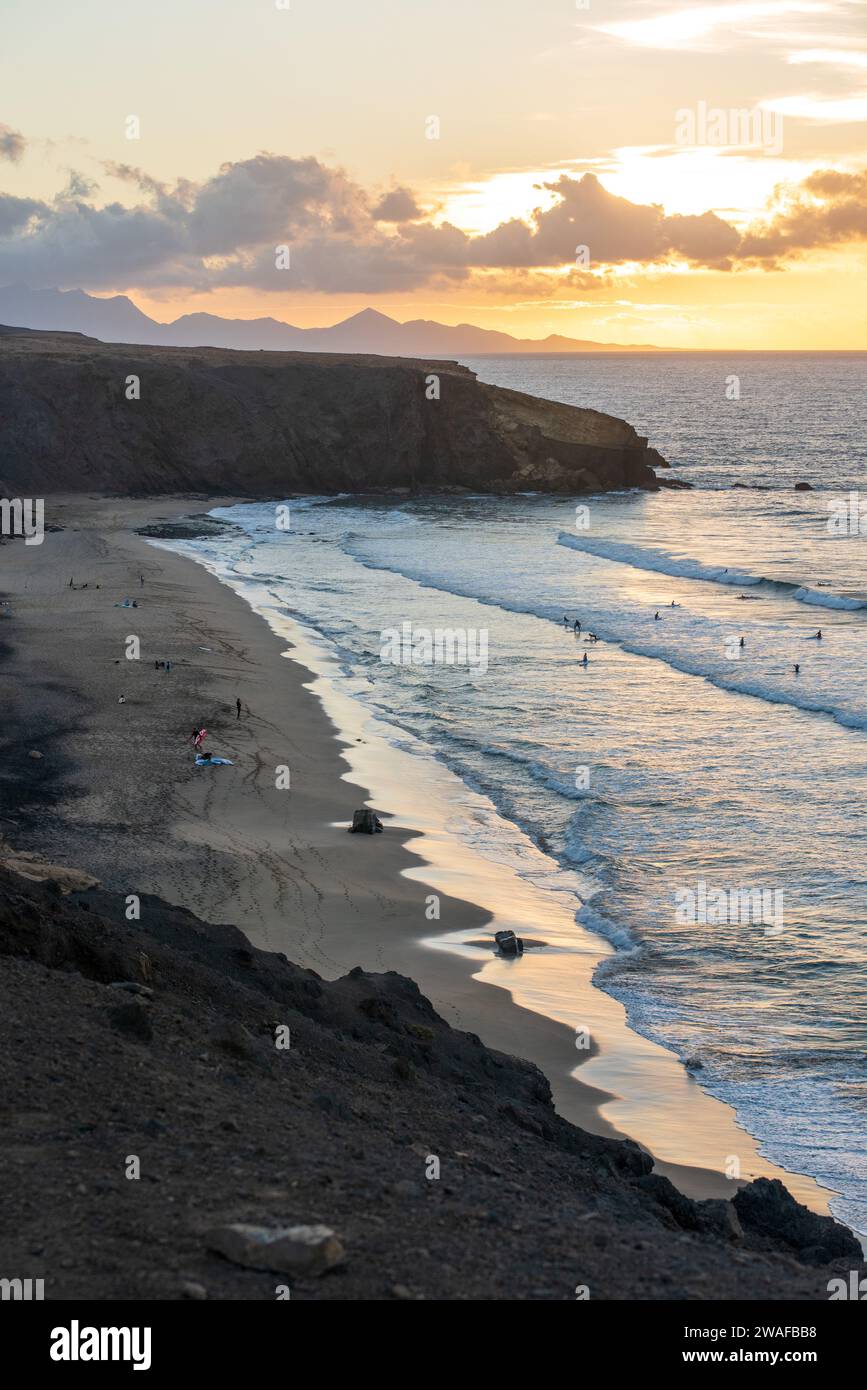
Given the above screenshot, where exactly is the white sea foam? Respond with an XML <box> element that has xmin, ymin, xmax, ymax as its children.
<box><xmin>558</xmin><ymin>533</ymin><xmax>867</xmax><ymax>610</ymax></box>
<box><xmin>792</xmin><ymin>586</ymin><xmax>866</xmax><ymax>611</ymax></box>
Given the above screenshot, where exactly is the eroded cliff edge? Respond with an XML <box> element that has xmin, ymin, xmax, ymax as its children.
<box><xmin>0</xmin><ymin>326</ymin><xmax>668</xmax><ymax>495</ymax></box>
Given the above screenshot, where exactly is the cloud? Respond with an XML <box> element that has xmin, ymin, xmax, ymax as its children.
<box><xmin>0</xmin><ymin>151</ymin><xmax>863</xmax><ymax>293</ymax></box>
<box><xmin>0</xmin><ymin>194</ymin><xmax>45</xmax><ymax>236</ymax></box>
<box><xmin>372</xmin><ymin>187</ymin><xmax>423</xmax><ymax>222</ymax></box>
<box><xmin>738</xmin><ymin>166</ymin><xmax>867</xmax><ymax>258</ymax></box>
<box><xmin>787</xmin><ymin>48</ymin><xmax>867</xmax><ymax>68</ymax></box>
<box><xmin>62</xmin><ymin>170</ymin><xmax>99</xmax><ymax>200</ymax></box>
<box><xmin>463</xmin><ymin>174</ymin><xmax>741</xmax><ymax>269</ymax></box>
<box><xmin>0</xmin><ymin>124</ymin><xmax>26</xmax><ymax>163</ymax></box>
<box><xmin>762</xmin><ymin>92</ymin><xmax>867</xmax><ymax>120</ymax></box>
<box><xmin>596</xmin><ymin>1</ymin><xmax>828</xmax><ymax>52</ymax></box>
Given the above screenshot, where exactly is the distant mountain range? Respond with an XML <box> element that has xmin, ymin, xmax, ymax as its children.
<box><xmin>0</xmin><ymin>285</ymin><xmax>659</xmax><ymax>357</ymax></box>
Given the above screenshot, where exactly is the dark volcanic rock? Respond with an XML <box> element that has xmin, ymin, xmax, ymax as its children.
<box><xmin>0</xmin><ymin>326</ymin><xmax>666</xmax><ymax>496</ymax></box>
<box><xmin>733</xmin><ymin>1178</ymin><xmax>861</xmax><ymax>1265</ymax></box>
<box><xmin>637</xmin><ymin>1172</ymin><xmax>699</xmax><ymax>1230</ymax></box>
<box><xmin>0</xmin><ymin>865</ymin><xmax>860</xmax><ymax>1300</ymax></box>
<box><xmin>107</xmin><ymin>999</ymin><xmax>153</xmax><ymax>1043</ymax></box>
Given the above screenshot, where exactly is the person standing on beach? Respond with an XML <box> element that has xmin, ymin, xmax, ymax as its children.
<box><xmin>236</xmin><ymin>698</ymin><xmax>242</xmax><ymax>720</ymax></box>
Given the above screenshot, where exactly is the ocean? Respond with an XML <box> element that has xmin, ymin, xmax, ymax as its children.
<box><xmin>177</xmin><ymin>351</ymin><xmax>867</xmax><ymax>1236</ymax></box>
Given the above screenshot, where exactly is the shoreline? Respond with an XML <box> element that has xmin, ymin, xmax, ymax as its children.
<box><xmin>0</xmin><ymin>494</ymin><xmax>836</xmax><ymax>1215</ymax></box>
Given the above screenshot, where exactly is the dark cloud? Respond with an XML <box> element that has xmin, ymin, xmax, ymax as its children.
<box><xmin>372</xmin><ymin>187</ymin><xmax>423</xmax><ymax>222</ymax></box>
<box><xmin>0</xmin><ymin>194</ymin><xmax>45</xmax><ymax>236</ymax></box>
<box><xmin>0</xmin><ymin>125</ymin><xmax>26</xmax><ymax>163</ymax></box>
<box><xmin>62</xmin><ymin>171</ymin><xmax>99</xmax><ymax>200</ymax></box>
<box><xmin>0</xmin><ymin>154</ymin><xmax>863</xmax><ymax>293</ymax></box>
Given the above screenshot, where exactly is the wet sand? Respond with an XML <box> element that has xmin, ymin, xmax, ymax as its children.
<box><xmin>0</xmin><ymin>494</ymin><xmax>834</xmax><ymax>1209</ymax></box>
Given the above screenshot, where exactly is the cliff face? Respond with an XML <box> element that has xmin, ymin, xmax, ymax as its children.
<box><xmin>0</xmin><ymin>326</ymin><xmax>666</xmax><ymax>495</ymax></box>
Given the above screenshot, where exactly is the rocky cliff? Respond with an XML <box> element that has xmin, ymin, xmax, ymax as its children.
<box><xmin>0</xmin><ymin>325</ymin><xmax>667</xmax><ymax>496</ymax></box>
<box><xmin>0</xmin><ymin>865</ymin><xmax>860</xmax><ymax>1299</ymax></box>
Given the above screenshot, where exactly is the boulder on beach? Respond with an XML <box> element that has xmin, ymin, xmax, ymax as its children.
<box><xmin>207</xmin><ymin>1223</ymin><xmax>345</xmax><ymax>1277</ymax></box>
<box><xmin>733</xmin><ymin>1178</ymin><xmax>861</xmax><ymax>1265</ymax></box>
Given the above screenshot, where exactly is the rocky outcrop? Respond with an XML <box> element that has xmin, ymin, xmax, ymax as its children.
<box><xmin>0</xmin><ymin>864</ymin><xmax>861</xmax><ymax>1300</ymax></box>
<box><xmin>0</xmin><ymin>326</ymin><xmax>667</xmax><ymax>496</ymax></box>
<box><xmin>733</xmin><ymin>1179</ymin><xmax>861</xmax><ymax>1265</ymax></box>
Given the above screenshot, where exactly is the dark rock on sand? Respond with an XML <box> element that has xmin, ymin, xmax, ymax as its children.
<box><xmin>135</xmin><ymin>515</ymin><xmax>244</xmax><ymax>541</ymax></box>
<box><xmin>208</xmin><ymin>1223</ymin><xmax>345</xmax><ymax>1277</ymax></box>
<box><xmin>697</xmin><ymin>1199</ymin><xmax>744</xmax><ymax>1243</ymax></box>
<box><xmin>637</xmin><ymin>1172</ymin><xmax>699</xmax><ymax>1230</ymax></box>
<box><xmin>0</xmin><ymin>326</ymin><xmax>667</xmax><ymax>497</ymax></box>
<box><xmin>733</xmin><ymin>1178</ymin><xmax>862</xmax><ymax>1265</ymax></box>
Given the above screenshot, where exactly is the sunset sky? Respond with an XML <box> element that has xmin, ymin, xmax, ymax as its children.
<box><xmin>1</xmin><ymin>0</ymin><xmax>866</xmax><ymax>346</ymax></box>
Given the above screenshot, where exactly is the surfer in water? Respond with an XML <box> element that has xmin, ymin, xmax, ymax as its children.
<box><xmin>794</xmin><ymin>663</ymin><xmax>800</xmax><ymax>674</ymax></box>
<box><xmin>654</xmin><ymin>611</ymin><xmax>660</xmax><ymax>620</ymax></box>
<box><xmin>739</xmin><ymin>637</ymin><xmax>745</xmax><ymax>649</ymax></box>
<box><xmin>580</xmin><ymin>652</ymin><xmax>589</xmax><ymax>665</ymax></box>
<box><xmin>573</xmin><ymin>619</ymin><xmax>581</xmax><ymax>633</ymax></box>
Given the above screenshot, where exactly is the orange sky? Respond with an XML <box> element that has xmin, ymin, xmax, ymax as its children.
<box><xmin>1</xmin><ymin>0</ymin><xmax>866</xmax><ymax>347</ymax></box>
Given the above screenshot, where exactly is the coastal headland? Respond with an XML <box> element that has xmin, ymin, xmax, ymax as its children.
<box><xmin>0</xmin><ymin>324</ymin><xmax>667</xmax><ymax>497</ymax></box>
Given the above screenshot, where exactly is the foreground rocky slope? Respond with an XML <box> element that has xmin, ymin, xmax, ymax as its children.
<box><xmin>0</xmin><ymin>325</ymin><xmax>667</xmax><ymax>496</ymax></box>
<box><xmin>0</xmin><ymin>865</ymin><xmax>860</xmax><ymax>1300</ymax></box>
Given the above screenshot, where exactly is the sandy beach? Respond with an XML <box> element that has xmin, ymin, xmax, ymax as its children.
<box><xmin>0</xmin><ymin>494</ymin><xmax>835</xmax><ymax>1213</ymax></box>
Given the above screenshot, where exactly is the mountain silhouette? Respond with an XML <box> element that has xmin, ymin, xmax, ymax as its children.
<box><xmin>0</xmin><ymin>285</ymin><xmax>659</xmax><ymax>355</ymax></box>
